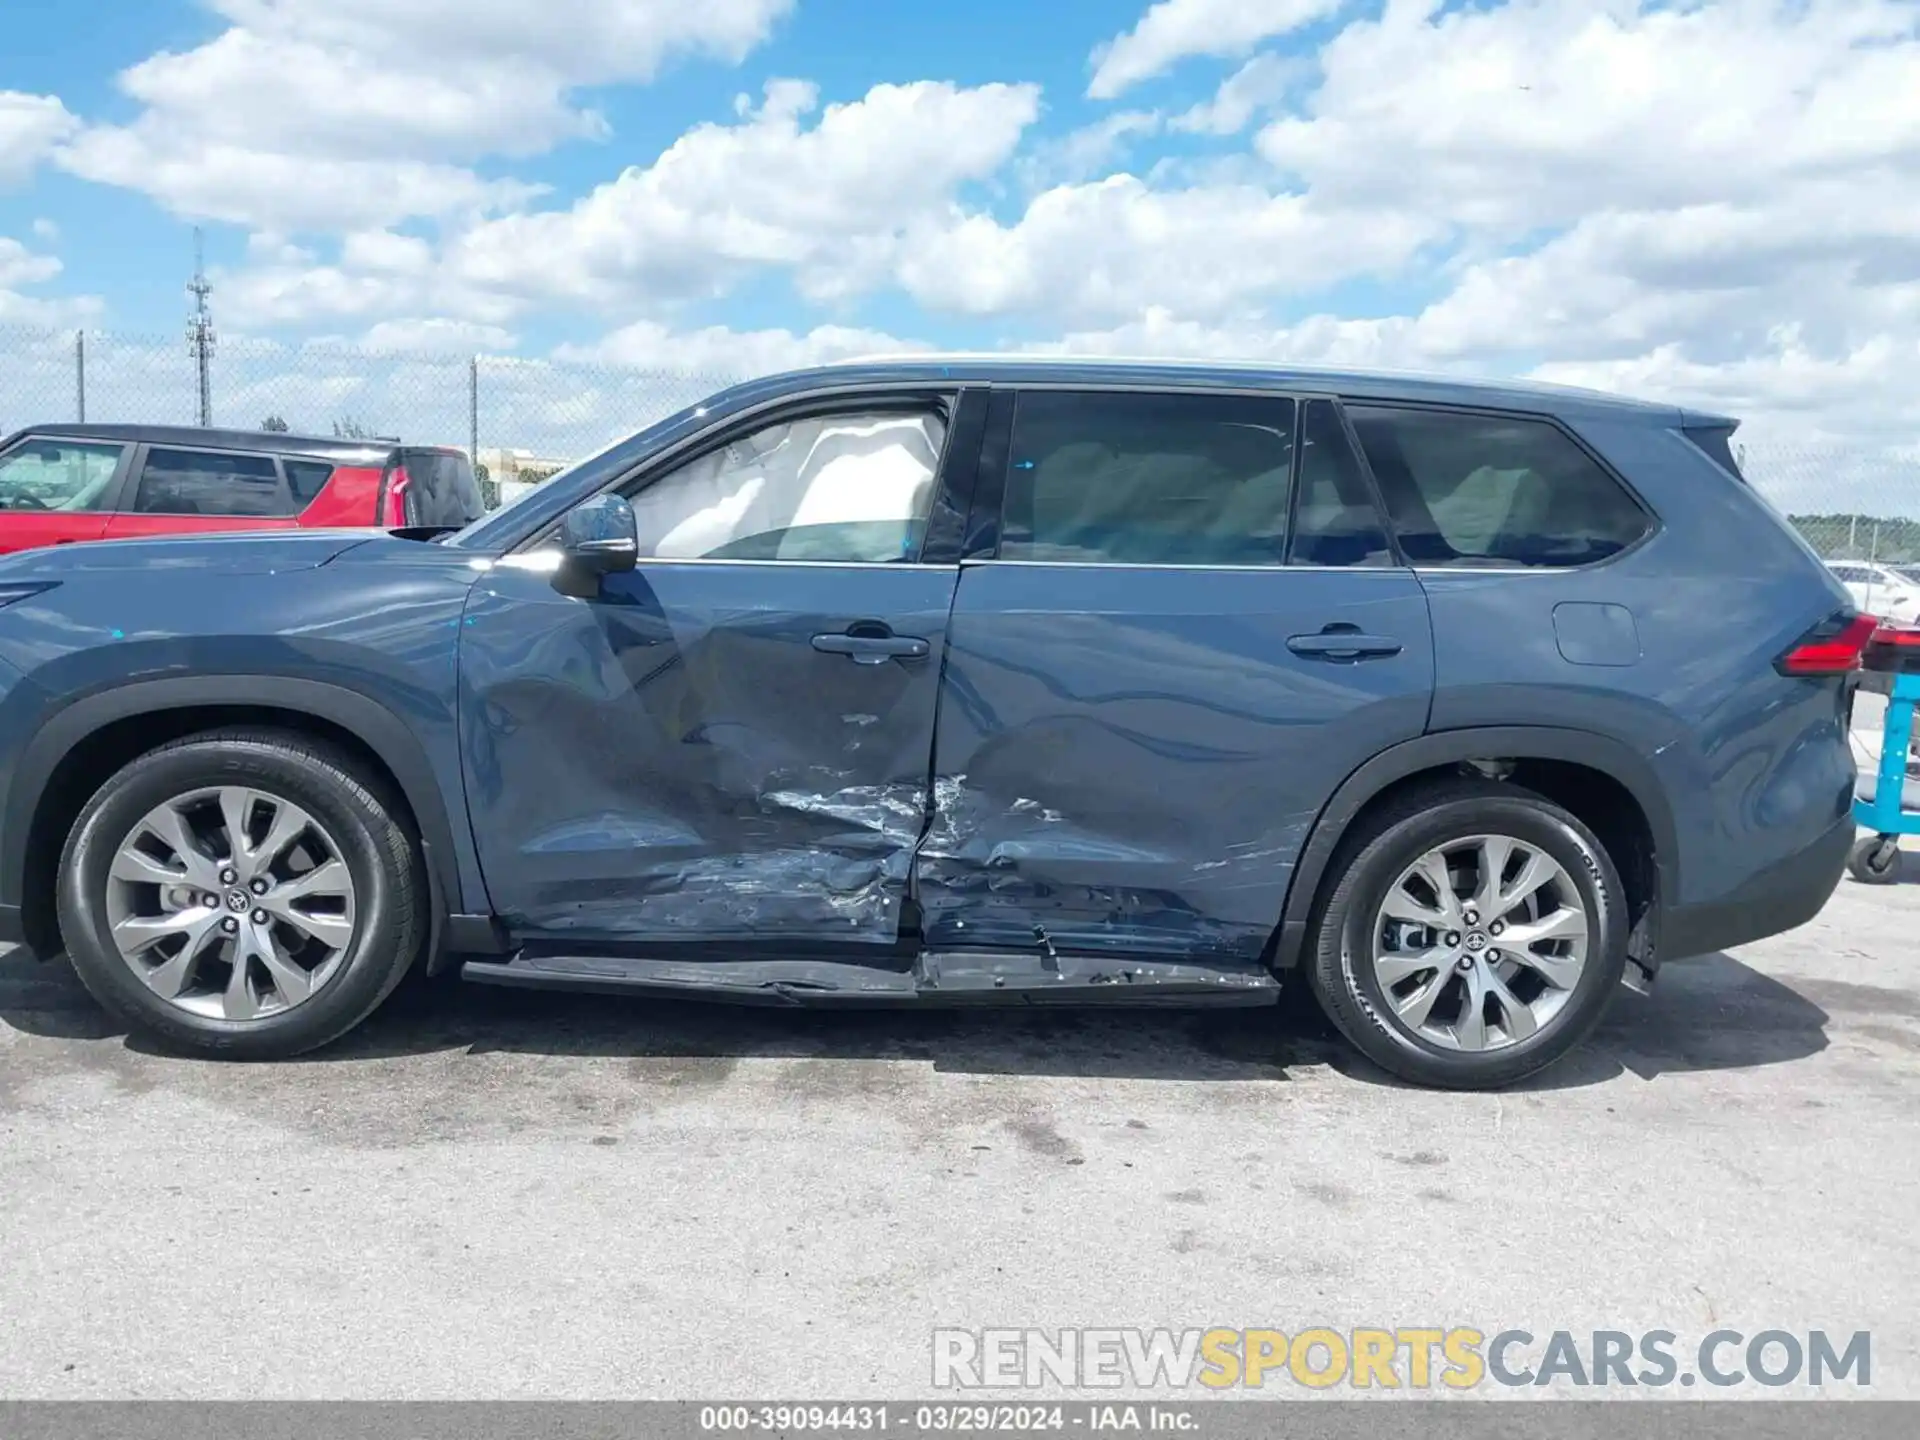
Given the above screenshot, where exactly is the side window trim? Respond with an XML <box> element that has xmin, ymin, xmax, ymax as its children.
<box><xmin>1339</xmin><ymin>398</ymin><xmax>1659</xmax><ymax>573</ymax></box>
<box><xmin>920</xmin><ymin>389</ymin><xmax>992</xmax><ymax>565</ymax></box>
<box><xmin>107</xmin><ymin>442</ymin><xmax>150</xmax><ymax>513</ymax></box>
<box><xmin>1286</xmin><ymin>394</ymin><xmax>1402</xmax><ymax>570</ymax></box>
<box><xmin>959</xmin><ymin>390</ymin><xmax>1015</xmax><ymax>562</ymax></box>
<box><xmin>1328</xmin><ymin>397</ymin><xmax>1409</xmax><ymax>569</ymax></box>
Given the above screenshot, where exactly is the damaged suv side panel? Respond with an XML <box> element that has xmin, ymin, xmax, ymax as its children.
<box><xmin>459</xmin><ymin>558</ymin><xmax>957</xmax><ymax>943</ymax></box>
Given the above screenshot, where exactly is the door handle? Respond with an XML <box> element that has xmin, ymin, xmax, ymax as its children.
<box><xmin>811</xmin><ymin>632</ymin><xmax>930</xmax><ymax>665</ymax></box>
<box><xmin>1287</xmin><ymin>629</ymin><xmax>1403</xmax><ymax>660</ymax></box>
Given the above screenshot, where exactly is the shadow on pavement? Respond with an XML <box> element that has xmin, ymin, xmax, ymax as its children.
<box><xmin>0</xmin><ymin>943</ymin><xmax>1831</xmax><ymax>1090</ymax></box>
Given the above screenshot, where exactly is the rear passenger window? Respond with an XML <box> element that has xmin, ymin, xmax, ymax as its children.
<box><xmin>1346</xmin><ymin>406</ymin><xmax>1650</xmax><ymax>568</ymax></box>
<box><xmin>132</xmin><ymin>449</ymin><xmax>293</xmax><ymax>518</ymax></box>
<box><xmin>1001</xmin><ymin>392</ymin><xmax>1296</xmax><ymax>565</ymax></box>
<box><xmin>283</xmin><ymin>460</ymin><xmax>334</xmax><ymax>503</ymax></box>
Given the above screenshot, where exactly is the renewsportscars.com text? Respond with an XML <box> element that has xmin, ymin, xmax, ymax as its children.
<box><xmin>931</xmin><ymin>1327</ymin><xmax>1872</xmax><ymax>1391</ymax></box>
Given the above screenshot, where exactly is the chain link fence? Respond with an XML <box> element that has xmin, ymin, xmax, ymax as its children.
<box><xmin>4</xmin><ymin>323</ymin><xmax>1918</xmax><ymax>542</ymax></box>
<box><xmin>0</xmin><ymin>323</ymin><xmax>735</xmax><ymax>509</ymax></box>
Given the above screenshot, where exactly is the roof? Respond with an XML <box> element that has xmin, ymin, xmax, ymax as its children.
<box><xmin>798</xmin><ymin>353</ymin><xmax>1724</xmax><ymax>425</ymax></box>
<box><xmin>0</xmin><ymin>423</ymin><xmax>443</xmax><ymax>457</ymax></box>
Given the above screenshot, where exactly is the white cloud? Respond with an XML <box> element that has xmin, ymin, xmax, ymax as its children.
<box><xmin>0</xmin><ymin>237</ymin><xmax>104</xmax><ymax>328</ymax></box>
<box><xmin>60</xmin><ymin>129</ymin><xmax>538</xmax><ymax>231</ymax></box>
<box><xmin>0</xmin><ymin>239</ymin><xmax>61</xmax><ymax>293</ymax></box>
<box><xmin>897</xmin><ymin>176</ymin><xmax>1431</xmax><ymax>325</ymax></box>
<box><xmin>0</xmin><ymin>92</ymin><xmax>77</xmax><ymax>187</ymax></box>
<box><xmin>445</xmin><ymin>79</ymin><xmax>1041</xmax><ymax>307</ymax></box>
<box><xmin>204</xmin><ymin>0</ymin><xmax>792</xmax><ymax>81</ymax></box>
<box><xmin>218</xmin><ymin>244</ymin><xmax>522</xmax><ymax>329</ymax></box>
<box><xmin>1018</xmin><ymin>111</ymin><xmax>1163</xmax><ymax>189</ymax></box>
<box><xmin>1170</xmin><ymin>53</ymin><xmax>1303</xmax><ymax>135</ymax></box>
<box><xmin>1256</xmin><ymin>0</ymin><xmax>1920</xmax><ymax>233</ymax></box>
<box><xmin>208</xmin><ymin>78</ymin><xmax>1040</xmax><ymax>328</ymax></box>
<box><xmin>1089</xmin><ymin>0</ymin><xmax>1345</xmax><ymax>99</ymax></box>
<box><xmin>558</xmin><ymin>319</ymin><xmax>926</xmax><ymax>375</ymax></box>
<box><xmin>359</xmin><ymin>317</ymin><xmax>518</xmax><ymax>354</ymax></box>
<box><xmin>57</xmin><ymin>0</ymin><xmax>793</xmax><ymax>231</ymax></box>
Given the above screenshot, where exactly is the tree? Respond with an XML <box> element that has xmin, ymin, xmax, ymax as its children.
<box><xmin>331</xmin><ymin>416</ymin><xmax>376</xmax><ymax>439</ymax></box>
<box><xmin>260</xmin><ymin>413</ymin><xmax>290</xmax><ymax>433</ymax></box>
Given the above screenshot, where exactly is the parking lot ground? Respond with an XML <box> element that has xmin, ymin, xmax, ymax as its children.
<box><xmin>3</xmin><ymin>874</ymin><xmax>1918</xmax><ymax>1400</ymax></box>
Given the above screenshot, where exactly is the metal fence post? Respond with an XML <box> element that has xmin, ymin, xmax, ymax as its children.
<box><xmin>469</xmin><ymin>356</ymin><xmax>480</xmax><ymax>466</ymax></box>
<box><xmin>75</xmin><ymin>330</ymin><xmax>86</xmax><ymax>422</ymax></box>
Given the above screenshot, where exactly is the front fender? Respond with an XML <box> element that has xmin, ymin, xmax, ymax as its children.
<box><xmin>0</xmin><ymin>673</ymin><xmax>480</xmax><ymax>965</ymax></box>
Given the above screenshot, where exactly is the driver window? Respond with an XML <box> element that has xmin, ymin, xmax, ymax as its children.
<box><xmin>0</xmin><ymin>439</ymin><xmax>125</xmax><ymax>512</ymax></box>
<box><xmin>627</xmin><ymin>408</ymin><xmax>947</xmax><ymax>563</ymax></box>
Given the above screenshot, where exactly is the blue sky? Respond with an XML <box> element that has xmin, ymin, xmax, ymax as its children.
<box><xmin>3</xmin><ymin>0</ymin><xmax>1920</xmax><ymax>463</ymax></box>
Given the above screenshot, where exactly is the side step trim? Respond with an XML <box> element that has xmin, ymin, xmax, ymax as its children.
<box><xmin>461</xmin><ymin>949</ymin><xmax>1280</xmax><ymax>1008</ymax></box>
<box><xmin>916</xmin><ymin>950</ymin><xmax>1278</xmax><ymax>1006</ymax></box>
<box><xmin>462</xmin><ymin>954</ymin><xmax>917</xmax><ymax>1007</ymax></box>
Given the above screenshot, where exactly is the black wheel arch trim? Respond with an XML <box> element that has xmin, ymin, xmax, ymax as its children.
<box><xmin>1269</xmin><ymin>725</ymin><xmax>1678</xmax><ymax>969</ymax></box>
<box><xmin>2</xmin><ymin>674</ymin><xmax>463</xmax><ymax>967</ymax></box>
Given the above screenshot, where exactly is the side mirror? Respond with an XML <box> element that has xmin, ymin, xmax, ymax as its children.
<box><xmin>553</xmin><ymin>493</ymin><xmax>638</xmax><ymax>598</ymax></box>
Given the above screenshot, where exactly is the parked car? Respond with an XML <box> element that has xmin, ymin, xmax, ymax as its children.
<box><xmin>0</xmin><ymin>424</ymin><xmax>485</xmax><ymax>555</ymax></box>
<box><xmin>0</xmin><ymin>360</ymin><xmax>1860</xmax><ymax>1088</ymax></box>
<box><xmin>1826</xmin><ymin>559</ymin><xmax>1920</xmax><ymax>624</ymax></box>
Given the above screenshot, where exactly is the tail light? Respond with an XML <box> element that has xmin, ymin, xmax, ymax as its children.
<box><xmin>380</xmin><ymin>465</ymin><xmax>412</xmax><ymax>527</ymax></box>
<box><xmin>1776</xmin><ymin>613</ymin><xmax>1878</xmax><ymax>676</ymax></box>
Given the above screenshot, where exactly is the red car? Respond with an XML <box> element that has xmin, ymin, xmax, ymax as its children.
<box><xmin>0</xmin><ymin>424</ymin><xmax>486</xmax><ymax>554</ymax></box>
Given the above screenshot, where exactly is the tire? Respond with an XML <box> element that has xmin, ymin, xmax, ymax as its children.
<box><xmin>1847</xmin><ymin>835</ymin><xmax>1902</xmax><ymax>885</ymax></box>
<box><xmin>1305</xmin><ymin>778</ymin><xmax>1627</xmax><ymax>1090</ymax></box>
<box><xmin>57</xmin><ymin>728</ymin><xmax>427</xmax><ymax>1059</ymax></box>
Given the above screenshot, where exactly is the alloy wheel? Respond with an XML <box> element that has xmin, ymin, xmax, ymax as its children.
<box><xmin>1369</xmin><ymin>833</ymin><xmax>1590</xmax><ymax>1052</ymax></box>
<box><xmin>103</xmin><ymin>785</ymin><xmax>358</xmax><ymax>1022</ymax></box>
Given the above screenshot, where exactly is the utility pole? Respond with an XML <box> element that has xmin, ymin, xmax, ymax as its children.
<box><xmin>186</xmin><ymin>228</ymin><xmax>216</xmax><ymax>427</ymax></box>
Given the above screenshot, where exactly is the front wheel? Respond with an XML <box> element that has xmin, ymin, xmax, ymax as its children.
<box><xmin>1305</xmin><ymin>780</ymin><xmax>1627</xmax><ymax>1090</ymax></box>
<box><xmin>57</xmin><ymin>729</ymin><xmax>426</xmax><ymax>1059</ymax></box>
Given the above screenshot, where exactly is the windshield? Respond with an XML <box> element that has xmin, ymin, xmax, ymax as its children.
<box><xmin>444</xmin><ymin>401</ymin><xmax>710</xmax><ymax>550</ymax></box>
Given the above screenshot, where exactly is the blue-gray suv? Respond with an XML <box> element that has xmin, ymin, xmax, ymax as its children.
<box><xmin>0</xmin><ymin>360</ymin><xmax>1863</xmax><ymax>1088</ymax></box>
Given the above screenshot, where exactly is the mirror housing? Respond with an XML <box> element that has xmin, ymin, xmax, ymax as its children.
<box><xmin>553</xmin><ymin>493</ymin><xmax>638</xmax><ymax>598</ymax></box>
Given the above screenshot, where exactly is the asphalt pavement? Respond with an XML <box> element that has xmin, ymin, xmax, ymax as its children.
<box><xmin>3</xmin><ymin>858</ymin><xmax>1917</xmax><ymax>1400</ymax></box>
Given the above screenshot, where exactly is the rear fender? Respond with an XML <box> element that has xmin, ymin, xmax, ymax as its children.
<box><xmin>1268</xmin><ymin>725</ymin><xmax>1678</xmax><ymax>969</ymax></box>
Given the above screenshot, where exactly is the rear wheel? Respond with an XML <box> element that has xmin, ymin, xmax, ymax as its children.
<box><xmin>57</xmin><ymin>730</ymin><xmax>425</xmax><ymax>1059</ymax></box>
<box><xmin>1306</xmin><ymin>780</ymin><xmax>1627</xmax><ymax>1090</ymax></box>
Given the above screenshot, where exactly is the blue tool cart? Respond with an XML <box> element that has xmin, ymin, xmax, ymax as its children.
<box><xmin>1850</xmin><ymin>624</ymin><xmax>1920</xmax><ymax>884</ymax></box>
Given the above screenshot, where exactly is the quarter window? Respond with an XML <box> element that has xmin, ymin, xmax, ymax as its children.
<box><xmin>1290</xmin><ymin>400</ymin><xmax>1393</xmax><ymax>567</ymax></box>
<box><xmin>283</xmin><ymin>460</ymin><xmax>335</xmax><ymax>503</ymax></box>
<box><xmin>0</xmin><ymin>438</ymin><xmax>124</xmax><ymax>513</ymax></box>
<box><xmin>132</xmin><ymin>449</ymin><xmax>294</xmax><ymax>518</ymax></box>
<box><xmin>1000</xmin><ymin>392</ymin><xmax>1297</xmax><ymax>566</ymax></box>
<box><xmin>1346</xmin><ymin>406</ymin><xmax>1651</xmax><ymax>568</ymax></box>
<box><xmin>626</xmin><ymin>408</ymin><xmax>947</xmax><ymax>562</ymax></box>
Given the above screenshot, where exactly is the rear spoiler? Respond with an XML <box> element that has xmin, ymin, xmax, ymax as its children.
<box><xmin>1678</xmin><ymin>411</ymin><xmax>1742</xmax><ymax>478</ymax></box>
